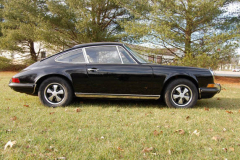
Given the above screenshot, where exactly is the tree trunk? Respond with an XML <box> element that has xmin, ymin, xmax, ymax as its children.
<box><xmin>185</xmin><ymin>30</ymin><xmax>191</xmax><ymax>54</ymax></box>
<box><xmin>185</xmin><ymin>1</ymin><xmax>192</xmax><ymax>56</ymax></box>
<box><xmin>29</xmin><ymin>41</ymin><xmax>38</xmax><ymax>62</ymax></box>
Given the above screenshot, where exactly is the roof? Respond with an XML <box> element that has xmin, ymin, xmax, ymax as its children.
<box><xmin>72</xmin><ymin>42</ymin><xmax>124</xmax><ymax>49</ymax></box>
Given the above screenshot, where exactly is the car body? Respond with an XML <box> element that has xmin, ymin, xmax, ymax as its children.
<box><xmin>232</xmin><ymin>68</ymin><xmax>240</xmax><ymax>72</ymax></box>
<box><xmin>9</xmin><ymin>42</ymin><xmax>221</xmax><ymax>108</ymax></box>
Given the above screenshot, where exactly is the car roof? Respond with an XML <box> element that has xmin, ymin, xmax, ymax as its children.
<box><xmin>40</xmin><ymin>42</ymin><xmax>125</xmax><ymax>62</ymax></box>
<box><xmin>72</xmin><ymin>42</ymin><xmax>124</xmax><ymax>49</ymax></box>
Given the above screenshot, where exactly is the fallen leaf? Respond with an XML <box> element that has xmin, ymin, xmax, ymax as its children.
<box><xmin>222</xmin><ymin>148</ymin><xmax>227</xmax><ymax>152</ymax></box>
<box><xmin>76</xmin><ymin>108</ymin><xmax>81</xmax><ymax>112</ymax></box>
<box><xmin>78</xmin><ymin>129</ymin><xmax>82</xmax><ymax>132</ymax></box>
<box><xmin>4</xmin><ymin>140</ymin><xmax>17</xmax><ymax>150</ymax></box>
<box><xmin>222</xmin><ymin>88</ymin><xmax>226</xmax><ymax>90</ymax></box>
<box><xmin>164</xmin><ymin>125</ymin><xmax>170</xmax><ymax>128</ymax></box>
<box><xmin>142</xmin><ymin>147</ymin><xmax>153</xmax><ymax>153</ymax></box>
<box><xmin>192</xmin><ymin>129</ymin><xmax>200</xmax><ymax>136</ymax></box>
<box><xmin>175</xmin><ymin>129</ymin><xmax>185</xmax><ymax>135</ymax></box>
<box><xmin>56</xmin><ymin>157</ymin><xmax>66</xmax><ymax>160</ymax></box>
<box><xmin>153</xmin><ymin>130</ymin><xmax>163</xmax><ymax>136</ymax></box>
<box><xmin>207</xmin><ymin>128</ymin><xmax>213</xmax><ymax>132</ymax></box>
<box><xmin>226</xmin><ymin>111</ymin><xmax>233</xmax><ymax>114</ymax></box>
<box><xmin>23</xmin><ymin>105</ymin><xmax>29</xmax><ymax>107</ymax></box>
<box><xmin>239</xmin><ymin>110</ymin><xmax>240</xmax><ymax>113</ymax></box>
<box><xmin>186</xmin><ymin>116</ymin><xmax>190</xmax><ymax>120</ymax></box>
<box><xmin>204</xmin><ymin>107</ymin><xmax>209</xmax><ymax>111</ymax></box>
<box><xmin>49</xmin><ymin>112</ymin><xmax>55</xmax><ymax>115</ymax></box>
<box><xmin>116</xmin><ymin>110</ymin><xmax>120</xmax><ymax>112</ymax></box>
<box><xmin>117</xmin><ymin>146</ymin><xmax>124</xmax><ymax>152</ymax></box>
<box><xmin>229</xmin><ymin>147</ymin><xmax>234</xmax><ymax>152</ymax></box>
<box><xmin>229</xmin><ymin>117</ymin><xmax>233</xmax><ymax>122</ymax></box>
<box><xmin>217</xmin><ymin>98</ymin><xmax>221</xmax><ymax>100</ymax></box>
<box><xmin>168</xmin><ymin>149</ymin><xmax>174</xmax><ymax>155</ymax></box>
<box><xmin>208</xmin><ymin>147</ymin><xmax>213</xmax><ymax>151</ymax></box>
<box><xmin>212</xmin><ymin>136</ymin><xmax>223</xmax><ymax>141</ymax></box>
<box><xmin>10</xmin><ymin>116</ymin><xmax>17</xmax><ymax>121</ymax></box>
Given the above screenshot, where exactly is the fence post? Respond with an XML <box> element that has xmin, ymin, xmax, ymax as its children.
<box><xmin>148</xmin><ymin>55</ymin><xmax>154</xmax><ymax>62</ymax></box>
<box><xmin>157</xmin><ymin>55</ymin><xmax>162</xmax><ymax>64</ymax></box>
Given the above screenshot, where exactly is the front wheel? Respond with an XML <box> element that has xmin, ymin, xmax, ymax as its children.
<box><xmin>38</xmin><ymin>77</ymin><xmax>73</xmax><ymax>107</ymax></box>
<box><xmin>164</xmin><ymin>79</ymin><xmax>198</xmax><ymax>108</ymax></box>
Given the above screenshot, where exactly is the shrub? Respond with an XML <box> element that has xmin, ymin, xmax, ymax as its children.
<box><xmin>0</xmin><ymin>56</ymin><xmax>12</xmax><ymax>71</ymax></box>
<box><xmin>172</xmin><ymin>53</ymin><xmax>220</xmax><ymax>70</ymax></box>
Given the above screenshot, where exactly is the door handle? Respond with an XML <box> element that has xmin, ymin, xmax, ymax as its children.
<box><xmin>87</xmin><ymin>68</ymin><xmax>99</xmax><ymax>72</ymax></box>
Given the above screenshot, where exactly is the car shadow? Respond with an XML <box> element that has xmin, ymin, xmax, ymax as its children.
<box><xmin>71</xmin><ymin>97</ymin><xmax>240</xmax><ymax>110</ymax></box>
<box><xmin>71</xmin><ymin>97</ymin><xmax>166</xmax><ymax>109</ymax></box>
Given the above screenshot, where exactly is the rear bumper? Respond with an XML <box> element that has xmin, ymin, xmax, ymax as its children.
<box><xmin>199</xmin><ymin>83</ymin><xmax>221</xmax><ymax>98</ymax></box>
<box><xmin>9</xmin><ymin>83</ymin><xmax>35</xmax><ymax>94</ymax></box>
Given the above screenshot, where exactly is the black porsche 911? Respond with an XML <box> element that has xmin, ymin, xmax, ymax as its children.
<box><xmin>9</xmin><ymin>42</ymin><xmax>221</xmax><ymax>108</ymax></box>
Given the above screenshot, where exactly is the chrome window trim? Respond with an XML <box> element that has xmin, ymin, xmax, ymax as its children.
<box><xmin>116</xmin><ymin>46</ymin><xmax>123</xmax><ymax>64</ymax></box>
<box><xmin>55</xmin><ymin>48</ymin><xmax>87</xmax><ymax>64</ymax></box>
<box><xmin>75</xmin><ymin>92</ymin><xmax>160</xmax><ymax>100</ymax></box>
<box><xmin>82</xmin><ymin>48</ymin><xmax>89</xmax><ymax>63</ymax></box>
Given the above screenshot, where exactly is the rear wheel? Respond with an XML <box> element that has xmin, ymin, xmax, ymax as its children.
<box><xmin>38</xmin><ymin>77</ymin><xmax>73</xmax><ymax>107</ymax></box>
<box><xmin>164</xmin><ymin>79</ymin><xmax>198</xmax><ymax>108</ymax></box>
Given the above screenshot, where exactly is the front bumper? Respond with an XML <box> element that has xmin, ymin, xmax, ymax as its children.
<box><xmin>199</xmin><ymin>83</ymin><xmax>221</xmax><ymax>99</ymax></box>
<box><xmin>9</xmin><ymin>82</ymin><xmax>35</xmax><ymax>94</ymax></box>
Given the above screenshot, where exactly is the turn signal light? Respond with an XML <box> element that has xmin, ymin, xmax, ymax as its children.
<box><xmin>207</xmin><ymin>84</ymin><xmax>215</xmax><ymax>88</ymax></box>
<box><xmin>12</xmin><ymin>78</ymin><xmax>20</xmax><ymax>83</ymax></box>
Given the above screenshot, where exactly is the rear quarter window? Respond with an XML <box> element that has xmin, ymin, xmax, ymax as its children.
<box><xmin>55</xmin><ymin>48</ymin><xmax>86</xmax><ymax>63</ymax></box>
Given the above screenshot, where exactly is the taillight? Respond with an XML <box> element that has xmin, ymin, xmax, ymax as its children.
<box><xmin>12</xmin><ymin>78</ymin><xmax>20</xmax><ymax>83</ymax></box>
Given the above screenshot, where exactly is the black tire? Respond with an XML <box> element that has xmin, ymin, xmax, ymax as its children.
<box><xmin>164</xmin><ymin>79</ymin><xmax>198</xmax><ymax>108</ymax></box>
<box><xmin>38</xmin><ymin>77</ymin><xmax>73</xmax><ymax>107</ymax></box>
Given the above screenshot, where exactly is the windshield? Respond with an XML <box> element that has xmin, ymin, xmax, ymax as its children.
<box><xmin>124</xmin><ymin>45</ymin><xmax>148</xmax><ymax>63</ymax></box>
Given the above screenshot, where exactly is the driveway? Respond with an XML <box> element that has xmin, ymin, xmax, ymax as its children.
<box><xmin>214</xmin><ymin>71</ymin><xmax>240</xmax><ymax>77</ymax></box>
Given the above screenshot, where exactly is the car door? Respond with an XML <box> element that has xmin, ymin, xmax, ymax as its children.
<box><xmin>81</xmin><ymin>45</ymin><xmax>156</xmax><ymax>95</ymax></box>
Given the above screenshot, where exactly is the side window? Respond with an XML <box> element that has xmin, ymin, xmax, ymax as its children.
<box><xmin>56</xmin><ymin>49</ymin><xmax>85</xmax><ymax>63</ymax></box>
<box><xmin>85</xmin><ymin>46</ymin><xmax>122</xmax><ymax>64</ymax></box>
<box><xmin>118</xmin><ymin>46</ymin><xmax>136</xmax><ymax>64</ymax></box>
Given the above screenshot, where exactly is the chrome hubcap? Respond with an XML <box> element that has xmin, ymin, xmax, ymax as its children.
<box><xmin>44</xmin><ymin>83</ymin><xmax>65</xmax><ymax>104</ymax></box>
<box><xmin>171</xmin><ymin>84</ymin><xmax>192</xmax><ymax>107</ymax></box>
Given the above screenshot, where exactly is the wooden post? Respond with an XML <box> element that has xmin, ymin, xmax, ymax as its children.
<box><xmin>157</xmin><ymin>55</ymin><xmax>162</xmax><ymax>64</ymax></box>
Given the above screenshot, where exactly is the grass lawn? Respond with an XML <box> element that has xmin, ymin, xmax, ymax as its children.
<box><xmin>1</xmin><ymin>72</ymin><xmax>240</xmax><ymax>159</ymax></box>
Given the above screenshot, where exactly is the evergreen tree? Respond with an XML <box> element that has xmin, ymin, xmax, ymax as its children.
<box><xmin>120</xmin><ymin>0</ymin><xmax>240</xmax><ymax>68</ymax></box>
<box><xmin>43</xmin><ymin>0</ymin><xmax>130</xmax><ymax>49</ymax></box>
<box><xmin>1</xmin><ymin>0</ymin><xmax>48</xmax><ymax>61</ymax></box>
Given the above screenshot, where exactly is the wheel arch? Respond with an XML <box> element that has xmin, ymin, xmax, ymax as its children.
<box><xmin>161</xmin><ymin>75</ymin><xmax>199</xmax><ymax>98</ymax></box>
<box><xmin>34</xmin><ymin>74</ymin><xmax>74</xmax><ymax>94</ymax></box>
